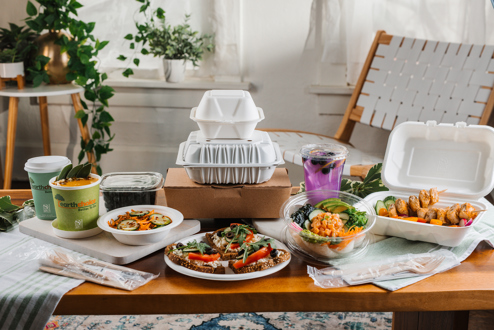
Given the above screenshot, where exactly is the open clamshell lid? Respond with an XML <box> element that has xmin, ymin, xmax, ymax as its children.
<box><xmin>382</xmin><ymin>121</ymin><xmax>494</xmax><ymax>200</ymax></box>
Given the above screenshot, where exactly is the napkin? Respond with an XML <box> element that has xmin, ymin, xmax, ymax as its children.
<box><xmin>252</xmin><ymin>198</ymin><xmax>494</xmax><ymax>291</ymax></box>
<box><xmin>0</xmin><ymin>226</ymin><xmax>84</xmax><ymax>330</ymax></box>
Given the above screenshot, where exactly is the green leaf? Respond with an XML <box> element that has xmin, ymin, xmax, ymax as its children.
<box><xmin>156</xmin><ymin>7</ymin><xmax>165</xmax><ymax>19</ymax></box>
<box><xmin>74</xmin><ymin>110</ymin><xmax>86</xmax><ymax>119</ymax></box>
<box><xmin>130</xmin><ymin>42</ymin><xmax>135</xmax><ymax>50</ymax></box>
<box><xmin>0</xmin><ymin>196</ymin><xmax>19</xmax><ymax>212</ymax></box>
<box><xmin>92</xmin><ymin>131</ymin><xmax>101</xmax><ymax>140</ymax></box>
<box><xmin>101</xmin><ymin>73</ymin><xmax>108</xmax><ymax>81</ymax></box>
<box><xmin>97</xmin><ymin>40</ymin><xmax>109</xmax><ymax>50</ymax></box>
<box><xmin>78</xmin><ymin>150</ymin><xmax>85</xmax><ymax>163</ymax></box>
<box><xmin>66</xmin><ymin>72</ymin><xmax>77</xmax><ymax>81</ymax></box>
<box><xmin>99</xmin><ymin>111</ymin><xmax>114</xmax><ymax>123</ymax></box>
<box><xmin>84</xmin><ymin>90</ymin><xmax>97</xmax><ymax>101</ymax></box>
<box><xmin>98</xmin><ymin>85</ymin><xmax>114</xmax><ymax>100</ymax></box>
<box><xmin>86</xmin><ymin>22</ymin><xmax>96</xmax><ymax>33</ymax></box>
<box><xmin>133</xmin><ymin>58</ymin><xmax>140</xmax><ymax>66</ymax></box>
<box><xmin>80</xmin><ymin>54</ymin><xmax>90</xmax><ymax>64</ymax></box>
<box><xmin>96</xmin><ymin>165</ymin><xmax>102</xmax><ymax>176</ymax></box>
<box><xmin>122</xmin><ymin>68</ymin><xmax>133</xmax><ymax>77</ymax></box>
<box><xmin>117</xmin><ymin>55</ymin><xmax>127</xmax><ymax>61</ymax></box>
<box><xmin>85</xmin><ymin>139</ymin><xmax>94</xmax><ymax>152</ymax></box>
<box><xmin>32</xmin><ymin>75</ymin><xmax>44</xmax><ymax>87</ymax></box>
<box><xmin>26</xmin><ymin>1</ymin><xmax>37</xmax><ymax>16</ymax></box>
<box><xmin>141</xmin><ymin>48</ymin><xmax>149</xmax><ymax>55</ymax></box>
<box><xmin>81</xmin><ymin>114</ymin><xmax>88</xmax><ymax>127</ymax></box>
<box><xmin>124</xmin><ymin>33</ymin><xmax>133</xmax><ymax>40</ymax></box>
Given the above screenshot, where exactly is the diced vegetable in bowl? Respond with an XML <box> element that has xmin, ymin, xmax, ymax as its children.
<box><xmin>280</xmin><ymin>190</ymin><xmax>376</xmax><ymax>263</ymax></box>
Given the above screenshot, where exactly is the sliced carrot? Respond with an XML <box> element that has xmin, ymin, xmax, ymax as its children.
<box><xmin>430</xmin><ymin>219</ymin><xmax>442</xmax><ymax>226</ymax></box>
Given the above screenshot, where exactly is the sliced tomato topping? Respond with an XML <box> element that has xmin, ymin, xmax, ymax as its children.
<box><xmin>188</xmin><ymin>252</ymin><xmax>221</xmax><ymax>262</ymax></box>
<box><xmin>233</xmin><ymin>245</ymin><xmax>272</xmax><ymax>269</ymax></box>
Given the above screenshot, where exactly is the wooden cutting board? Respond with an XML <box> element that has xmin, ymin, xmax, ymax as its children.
<box><xmin>19</xmin><ymin>218</ymin><xmax>200</xmax><ymax>265</ymax></box>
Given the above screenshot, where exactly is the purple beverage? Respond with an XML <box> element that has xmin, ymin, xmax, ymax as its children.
<box><xmin>300</xmin><ymin>144</ymin><xmax>348</xmax><ymax>192</ymax></box>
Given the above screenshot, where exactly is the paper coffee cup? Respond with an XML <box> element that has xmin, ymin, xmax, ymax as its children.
<box><xmin>24</xmin><ymin>156</ymin><xmax>71</xmax><ymax>220</ymax></box>
<box><xmin>49</xmin><ymin>174</ymin><xmax>101</xmax><ymax>231</ymax></box>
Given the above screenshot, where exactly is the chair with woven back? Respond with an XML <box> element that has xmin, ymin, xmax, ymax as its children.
<box><xmin>264</xmin><ymin>30</ymin><xmax>494</xmax><ymax>179</ymax></box>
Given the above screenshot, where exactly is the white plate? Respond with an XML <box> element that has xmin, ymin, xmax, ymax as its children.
<box><xmin>164</xmin><ymin>232</ymin><xmax>291</xmax><ymax>281</ymax></box>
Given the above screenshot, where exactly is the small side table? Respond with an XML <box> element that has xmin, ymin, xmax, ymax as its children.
<box><xmin>0</xmin><ymin>84</ymin><xmax>96</xmax><ymax>189</ymax></box>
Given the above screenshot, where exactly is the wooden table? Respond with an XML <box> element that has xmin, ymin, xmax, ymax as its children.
<box><xmin>6</xmin><ymin>189</ymin><xmax>494</xmax><ymax>330</ymax></box>
<box><xmin>0</xmin><ymin>85</ymin><xmax>96</xmax><ymax>189</ymax></box>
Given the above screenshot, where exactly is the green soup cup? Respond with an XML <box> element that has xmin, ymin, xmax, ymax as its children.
<box><xmin>49</xmin><ymin>174</ymin><xmax>101</xmax><ymax>231</ymax></box>
<box><xmin>24</xmin><ymin>156</ymin><xmax>71</xmax><ymax>220</ymax></box>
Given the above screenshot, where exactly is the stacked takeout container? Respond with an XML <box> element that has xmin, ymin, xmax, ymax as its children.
<box><xmin>177</xmin><ymin>90</ymin><xmax>284</xmax><ymax>184</ymax></box>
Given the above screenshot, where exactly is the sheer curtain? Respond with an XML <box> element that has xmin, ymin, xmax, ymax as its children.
<box><xmin>77</xmin><ymin>0</ymin><xmax>240</xmax><ymax>80</ymax></box>
<box><xmin>309</xmin><ymin>0</ymin><xmax>494</xmax><ymax>85</ymax></box>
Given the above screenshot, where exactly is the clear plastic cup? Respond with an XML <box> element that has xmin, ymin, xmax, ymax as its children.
<box><xmin>300</xmin><ymin>144</ymin><xmax>348</xmax><ymax>192</ymax></box>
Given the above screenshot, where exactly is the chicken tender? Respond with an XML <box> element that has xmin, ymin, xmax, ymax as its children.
<box><xmin>459</xmin><ymin>203</ymin><xmax>475</xmax><ymax>220</ymax></box>
<box><xmin>417</xmin><ymin>208</ymin><xmax>428</xmax><ymax>219</ymax></box>
<box><xmin>446</xmin><ymin>203</ymin><xmax>460</xmax><ymax>224</ymax></box>
<box><xmin>436</xmin><ymin>208</ymin><xmax>447</xmax><ymax>223</ymax></box>
<box><xmin>425</xmin><ymin>208</ymin><xmax>437</xmax><ymax>221</ymax></box>
<box><xmin>419</xmin><ymin>190</ymin><xmax>430</xmax><ymax>208</ymax></box>
<box><xmin>388</xmin><ymin>204</ymin><xmax>398</xmax><ymax>217</ymax></box>
<box><xmin>429</xmin><ymin>188</ymin><xmax>439</xmax><ymax>205</ymax></box>
<box><xmin>395</xmin><ymin>199</ymin><xmax>409</xmax><ymax>216</ymax></box>
<box><xmin>409</xmin><ymin>196</ymin><xmax>420</xmax><ymax>213</ymax></box>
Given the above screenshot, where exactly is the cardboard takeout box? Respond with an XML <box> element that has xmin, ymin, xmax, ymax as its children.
<box><xmin>164</xmin><ymin>168</ymin><xmax>292</xmax><ymax>219</ymax></box>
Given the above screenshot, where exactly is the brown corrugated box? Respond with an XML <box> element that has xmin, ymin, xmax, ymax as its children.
<box><xmin>164</xmin><ymin>168</ymin><xmax>292</xmax><ymax>219</ymax></box>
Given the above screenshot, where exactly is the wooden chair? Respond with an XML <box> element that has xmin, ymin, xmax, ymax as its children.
<box><xmin>266</xmin><ymin>30</ymin><xmax>494</xmax><ymax>178</ymax></box>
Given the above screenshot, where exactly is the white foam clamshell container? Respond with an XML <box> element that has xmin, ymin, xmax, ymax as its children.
<box><xmin>365</xmin><ymin>121</ymin><xmax>494</xmax><ymax>247</ymax></box>
<box><xmin>176</xmin><ymin>130</ymin><xmax>284</xmax><ymax>184</ymax></box>
<box><xmin>190</xmin><ymin>90</ymin><xmax>264</xmax><ymax>139</ymax></box>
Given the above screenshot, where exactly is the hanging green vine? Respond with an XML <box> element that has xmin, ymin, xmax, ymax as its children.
<box><xmin>25</xmin><ymin>0</ymin><xmax>114</xmax><ymax>175</ymax></box>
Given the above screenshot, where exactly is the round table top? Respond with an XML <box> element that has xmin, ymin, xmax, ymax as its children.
<box><xmin>0</xmin><ymin>84</ymin><xmax>84</xmax><ymax>97</ymax></box>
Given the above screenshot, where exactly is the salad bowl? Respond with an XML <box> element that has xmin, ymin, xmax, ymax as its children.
<box><xmin>280</xmin><ymin>190</ymin><xmax>376</xmax><ymax>264</ymax></box>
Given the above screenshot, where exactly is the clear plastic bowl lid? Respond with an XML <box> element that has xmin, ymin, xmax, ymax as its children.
<box><xmin>100</xmin><ymin>172</ymin><xmax>164</xmax><ymax>191</ymax></box>
<box><xmin>300</xmin><ymin>143</ymin><xmax>348</xmax><ymax>161</ymax></box>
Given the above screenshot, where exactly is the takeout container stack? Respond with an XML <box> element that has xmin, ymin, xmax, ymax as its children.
<box><xmin>177</xmin><ymin>90</ymin><xmax>284</xmax><ymax>184</ymax></box>
<box><xmin>365</xmin><ymin>121</ymin><xmax>494</xmax><ymax>247</ymax></box>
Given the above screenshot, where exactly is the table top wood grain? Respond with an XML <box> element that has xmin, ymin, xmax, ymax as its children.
<box><xmin>5</xmin><ymin>189</ymin><xmax>494</xmax><ymax>315</ymax></box>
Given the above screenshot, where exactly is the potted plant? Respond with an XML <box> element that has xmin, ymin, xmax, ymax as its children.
<box><xmin>118</xmin><ymin>1</ymin><xmax>213</xmax><ymax>83</ymax></box>
<box><xmin>0</xmin><ymin>23</ymin><xmax>37</xmax><ymax>82</ymax></box>
<box><xmin>25</xmin><ymin>0</ymin><xmax>115</xmax><ymax>175</ymax></box>
<box><xmin>0</xmin><ymin>49</ymin><xmax>24</xmax><ymax>80</ymax></box>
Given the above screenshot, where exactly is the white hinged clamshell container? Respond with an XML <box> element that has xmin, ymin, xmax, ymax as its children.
<box><xmin>365</xmin><ymin>121</ymin><xmax>494</xmax><ymax>247</ymax></box>
<box><xmin>176</xmin><ymin>130</ymin><xmax>285</xmax><ymax>184</ymax></box>
<box><xmin>190</xmin><ymin>90</ymin><xmax>265</xmax><ymax>139</ymax></box>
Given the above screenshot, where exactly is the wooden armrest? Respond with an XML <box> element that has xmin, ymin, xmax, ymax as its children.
<box><xmin>350</xmin><ymin>164</ymin><xmax>375</xmax><ymax>180</ymax></box>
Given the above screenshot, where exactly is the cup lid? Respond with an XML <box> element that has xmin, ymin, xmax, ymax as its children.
<box><xmin>100</xmin><ymin>172</ymin><xmax>164</xmax><ymax>191</ymax></box>
<box><xmin>24</xmin><ymin>156</ymin><xmax>71</xmax><ymax>173</ymax></box>
<box><xmin>300</xmin><ymin>144</ymin><xmax>348</xmax><ymax>160</ymax></box>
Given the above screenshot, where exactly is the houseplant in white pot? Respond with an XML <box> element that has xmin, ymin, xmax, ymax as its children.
<box><xmin>118</xmin><ymin>1</ymin><xmax>213</xmax><ymax>83</ymax></box>
<box><xmin>0</xmin><ymin>49</ymin><xmax>25</xmax><ymax>81</ymax></box>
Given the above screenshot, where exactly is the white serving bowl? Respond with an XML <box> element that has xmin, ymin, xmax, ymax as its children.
<box><xmin>97</xmin><ymin>205</ymin><xmax>183</xmax><ymax>246</ymax></box>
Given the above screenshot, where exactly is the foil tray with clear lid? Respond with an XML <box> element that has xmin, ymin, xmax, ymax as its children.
<box><xmin>100</xmin><ymin>172</ymin><xmax>164</xmax><ymax>211</ymax></box>
<box><xmin>176</xmin><ymin>130</ymin><xmax>284</xmax><ymax>184</ymax></box>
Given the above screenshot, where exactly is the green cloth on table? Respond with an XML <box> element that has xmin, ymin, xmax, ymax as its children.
<box><xmin>0</xmin><ymin>226</ymin><xmax>84</xmax><ymax>330</ymax></box>
<box><xmin>329</xmin><ymin>199</ymin><xmax>494</xmax><ymax>291</ymax></box>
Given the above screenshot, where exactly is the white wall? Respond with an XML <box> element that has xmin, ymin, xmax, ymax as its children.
<box><xmin>0</xmin><ymin>0</ymin><xmax>390</xmax><ymax>184</ymax></box>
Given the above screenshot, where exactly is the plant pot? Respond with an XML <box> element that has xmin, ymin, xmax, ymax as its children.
<box><xmin>0</xmin><ymin>62</ymin><xmax>24</xmax><ymax>78</ymax></box>
<box><xmin>163</xmin><ymin>59</ymin><xmax>186</xmax><ymax>83</ymax></box>
<box><xmin>35</xmin><ymin>31</ymin><xmax>71</xmax><ymax>84</ymax></box>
